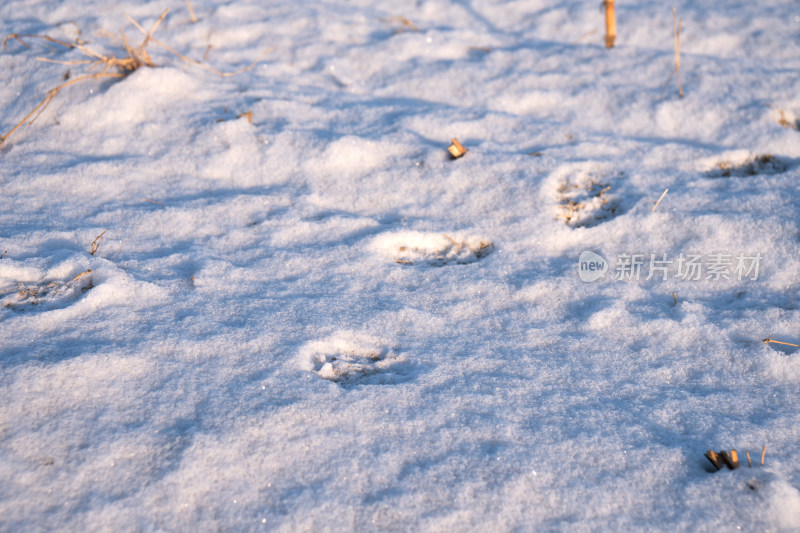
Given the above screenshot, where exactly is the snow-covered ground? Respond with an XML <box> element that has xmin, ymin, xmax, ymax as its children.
<box><xmin>2</xmin><ymin>0</ymin><xmax>800</xmax><ymax>530</ymax></box>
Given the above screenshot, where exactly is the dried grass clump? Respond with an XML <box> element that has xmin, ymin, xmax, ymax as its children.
<box><xmin>1</xmin><ymin>8</ymin><xmax>271</xmax><ymax>146</ymax></box>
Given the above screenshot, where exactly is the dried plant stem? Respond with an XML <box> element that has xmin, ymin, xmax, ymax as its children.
<box><xmin>604</xmin><ymin>0</ymin><xmax>616</xmax><ymax>48</ymax></box>
<box><xmin>90</xmin><ymin>230</ymin><xmax>107</xmax><ymax>256</ymax></box>
<box><xmin>186</xmin><ymin>0</ymin><xmax>198</xmax><ymax>23</ymax></box>
<box><xmin>651</xmin><ymin>188</ymin><xmax>669</xmax><ymax>212</ymax></box>
<box><xmin>673</xmin><ymin>7</ymin><xmax>683</xmax><ymax>98</ymax></box>
<box><xmin>672</xmin><ymin>291</ymin><xmax>677</xmax><ymax>306</ymax></box>
<box><xmin>761</xmin><ymin>444</ymin><xmax>766</xmax><ymax>466</ymax></box>
<box><xmin>762</xmin><ymin>336</ymin><xmax>800</xmax><ymax>348</ymax></box>
<box><xmin>745</xmin><ymin>450</ymin><xmax>751</xmax><ymax>467</ymax></box>
<box><xmin>71</xmin><ymin>269</ymin><xmax>93</xmax><ymax>282</ymax></box>
<box><xmin>1</xmin><ymin>73</ymin><xmax>123</xmax><ymax>143</ymax></box>
<box><xmin>145</xmin><ymin>198</ymin><xmax>165</xmax><ymax>209</ymax></box>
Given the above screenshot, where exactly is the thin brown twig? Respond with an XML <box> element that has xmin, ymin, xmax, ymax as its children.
<box><xmin>761</xmin><ymin>444</ymin><xmax>766</xmax><ymax>466</ymax></box>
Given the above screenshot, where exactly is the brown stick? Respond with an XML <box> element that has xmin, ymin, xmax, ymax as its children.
<box><xmin>745</xmin><ymin>450</ymin><xmax>751</xmax><ymax>467</ymax></box>
<box><xmin>761</xmin><ymin>444</ymin><xmax>766</xmax><ymax>466</ymax></box>
<box><xmin>673</xmin><ymin>8</ymin><xmax>684</xmax><ymax>98</ymax></box>
<box><xmin>604</xmin><ymin>1</ymin><xmax>616</xmax><ymax>48</ymax></box>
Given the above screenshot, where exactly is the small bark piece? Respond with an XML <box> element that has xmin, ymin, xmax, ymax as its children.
<box><xmin>705</xmin><ymin>450</ymin><xmax>723</xmax><ymax>471</ymax></box>
<box><xmin>448</xmin><ymin>138</ymin><xmax>467</xmax><ymax>159</ymax></box>
<box><xmin>746</xmin><ymin>450</ymin><xmax>752</xmax><ymax>467</ymax></box>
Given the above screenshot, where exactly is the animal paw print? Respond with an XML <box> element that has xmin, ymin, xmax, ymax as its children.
<box><xmin>556</xmin><ymin>171</ymin><xmax>622</xmax><ymax>228</ymax></box>
<box><xmin>706</xmin><ymin>154</ymin><xmax>788</xmax><ymax>178</ymax></box>
<box><xmin>1</xmin><ymin>269</ymin><xmax>93</xmax><ymax>312</ymax></box>
<box><xmin>298</xmin><ymin>333</ymin><xmax>413</xmax><ymax>386</ymax></box>
<box><xmin>373</xmin><ymin>231</ymin><xmax>493</xmax><ymax>266</ymax></box>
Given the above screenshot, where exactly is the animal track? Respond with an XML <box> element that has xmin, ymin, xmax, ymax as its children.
<box><xmin>298</xmin><ymin>334</ymin><xmax>412</xmax><ymax>386</ymax></box>
<box><xmin>706</xmin><ymin>154</ymin><xmax>788</xmax><ymax>178</ymax></box>
<box><xmin>556</xmin><ymin>171</ymin><xmax>623</xmax><ymax>228</ymax></box>
<box><xmin>1</xmin><ymin>269</ymin><xmax>93</xmax><ymax>312</ymax></box>
<box><xmin>372</xmin><ymin>231</ymin><xmax>493</xmax><ymax>266</ymax></box>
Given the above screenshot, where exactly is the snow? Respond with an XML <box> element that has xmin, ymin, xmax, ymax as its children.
<box><xmin>1</xmin><ymin>0</ymin><xmax>800</xmax><ymax>530</ymax></box>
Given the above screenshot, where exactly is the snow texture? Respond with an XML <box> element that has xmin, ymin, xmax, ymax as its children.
<box><xmin>2</xmin><ymin>0</ymin><xmax>800</xmax><ymax>531</ymax></box>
